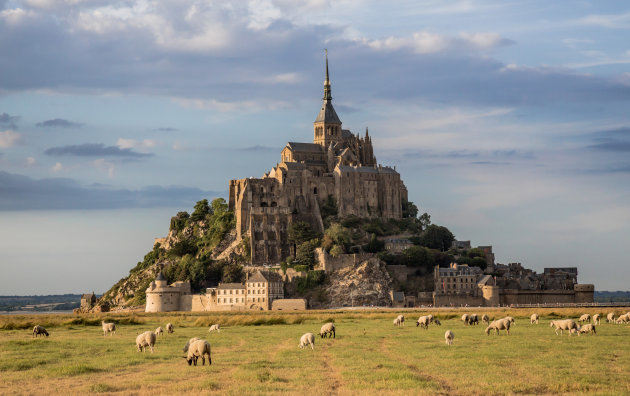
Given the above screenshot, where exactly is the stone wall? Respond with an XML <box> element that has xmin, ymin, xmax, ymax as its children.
<box><xmin>315</xmin><ymin>248</ymin><xmax>374</xmax><ymax>273</ymax></box>
<box><xmin>386</xmin><ymin>265</ymin><xmax>416</xmax><ymax>283</ymax></box>
<box><xmin>271</xmin><ymin>298</ymin><xmax>307</xmax><ymax>310</ymax></box>
<box><xmin>433</xmin><ymin>293</ymin><xmax>484</xmax><ymax>307</ymax></box>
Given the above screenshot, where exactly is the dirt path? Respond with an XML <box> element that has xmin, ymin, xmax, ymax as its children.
<box><xmin>319</xmin><ymin>340</ymin><xmax>342</xmax><ymax>395</ymax></box>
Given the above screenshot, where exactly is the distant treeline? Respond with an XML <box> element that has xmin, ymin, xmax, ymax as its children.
<box><xmin>0</xmin><ymin>294</ymin><xmax>83</xmax><ymax>312</ymax></box>
<box><xmin>594</xmin><ymin>291</ymin><xmax>630</xmax><ymax>303</ymax></box>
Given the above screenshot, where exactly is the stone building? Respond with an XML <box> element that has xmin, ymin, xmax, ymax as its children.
<box><xmin>229</xmin><ymin>54</ymin><xmax>408</xmax><ymax>264</ymax></box>
<box><xmin>145</xmin><ymin>272</ymin><xmax>192</xmax><ymax>312</ymax></box>
<box><xmin>80</xmin><ymin>292</ymin><xmax>96</xmax><ymax>310</ymax></box>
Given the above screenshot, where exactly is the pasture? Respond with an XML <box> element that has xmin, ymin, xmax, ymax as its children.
<box><xmin>1</xmin><ymin>308</ymin><xmax>629</xmax><ymax>395</ymax></box>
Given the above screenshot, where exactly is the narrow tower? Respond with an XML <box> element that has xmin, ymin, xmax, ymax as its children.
<box><xmin>314</xmin><ymin>50</ymin><xmax>342</xmax><ymax>148</ymax></box>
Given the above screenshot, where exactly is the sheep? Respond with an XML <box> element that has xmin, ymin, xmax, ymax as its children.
<box><xmin>155</xmin><ymin>327</ymin><xmax>163</xmax><ymax>336</ymax></box>
<box><xmin>434</xmin><ymin>318</ymin><xmax>442</xmax><ymax>326</ymax></box>
<box><xmin>32</xmin><ymin>325</ymin><xmax>49</xmax><ymax>338</ymax></box>
<box><xmin>481</xmin><ymin>314</ymin><xmax>489</xmax><ymax>324</ymax></box>
<box><xmin>606</xmin><ymin>312</ymin><xmax>615</xmax><ymax>323</ymax></box>
<box><xmin>468</xmin><ymin>314</ymin><xmax>479</xmax><ymax>325</ymax></box>
<box><xmin>461</xmin><ymin>314</ymin><xmax>469</xmax><ymax>325</ymax></box>
<box><xmin>166</xmin><ymin>323</ymin><xmax>174</xmax><ymax>334</ymax></box>
<box><xmin>416</xmin><ymin>316</ymin><xmax>430</xmax><ymax>329</ymax></box>
<box><xmin>209</xmin><ymin>324</ymin><xmax>221</xmax><ymax>333</ymax></box>
<box><xmin>136</xmin><ymin>331</ymin><xmax>157</xmax><ymax>353</ymax></box>
<box><xmin>578</xmin><ymin>314</ymin><xmax>591</xmax><ymax>324</ymax></box>
<box><xmin>549</xmin><ymin>319</ymin><xmax>580</xmax><ymax>336</ymax></box>
<box><xmin>101</xmin><ymin>321</ymin><xmax>116</xmax><ymax>336</ymax></box>
<box><xmin>485</xmin><ymin>318</ymin><xmax>511</xmax><ymax>335</ymax></box>
<box><xmin>530</xmin><ymin>313</ymin><xmax>539</xmax><ymax>325</ymax></box>
<box><xmin>616</xmin><ymin>314</ymin><xmax>629</xmax><ymax>324</ymax></box>
<box><xmin>505</xmin><ymin>316</ymin><xmax>515</xmax><ymax>324</ymax></box>
<box><xmin>578</xmin><ymin>323</ymin><xmax>596</xmax><ymax>335</ymax></box>
<box><xmin>445</xmin><ymin>330</ymin><xmax>454</xmax><ymax>345</ymax></box>
<box><xmin>185</xmin><ymin>339</ymin><xmax>211</xmax><ymax>366</ymax></box>
<box><xmin>592</xmin><ymin>314</ymin><xmax>601</xmax><ymax>325</ymax></box>
<box><xmin>299</xmin><ymin>333</ymin><xmax>315</xmax><ymax>350</ymax></box>
<box><xmin>320</xmin><ymin>322</ymin><xmax>336</xmax><ymax>339</ymax></box>
<box><xmin>393</xmin><ymin>314</ymin><xmax>405</xmax><ymax>327</ymax></box>
<box><xmin>427</xmin><ymin>314</ymin><xmax>434</xmax><ymax>323</ymax></box>
<box><xmin>182</xmin><ymin>337</ymin><xmax>201</xmax><ymax>353</ymax></box>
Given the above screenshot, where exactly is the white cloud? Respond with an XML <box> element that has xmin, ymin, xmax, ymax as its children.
<box><xmin>116</xmin><ymin>138</ymin><xmax>159</xmax><ymax>150</ymax></box>
<box><xmin>364</xmin><ymin>30</ymin><xmax>512</xmax><ymax>54</ymax></box>
<box><xmin>171</xmin><ymin>97</ymin><xmax>290</xmax><ymax>113</ymax></box>
<box><xmin>0</xmin><ymin>130</ymin><xmax>21</xmax><ymax>148</ymax></box>
<box><xmin>247</xmin><ymin>0</ymin><xmax>282</xmax><ymax>31</ymax></box>
<box><xmin>50</xmin><ymin>162</ymin><xmax>63</xmax><ymax>173</ymax></box>
<box><xmin>578</xmin><ymin>12</ymin><xmax>630</xmax><ymax>29</ymax></box>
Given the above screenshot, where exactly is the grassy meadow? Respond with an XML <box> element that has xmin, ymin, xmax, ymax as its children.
<box><xmin>1</xmin><ymin>308</ymin><xmax>630</xmax><ymax>395</ymax></box>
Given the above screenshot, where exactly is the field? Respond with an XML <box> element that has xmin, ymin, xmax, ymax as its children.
<box><xmin>1</xmin><ymin>308</ymin><xmax>630</xmax><ymax>395</ymax></box>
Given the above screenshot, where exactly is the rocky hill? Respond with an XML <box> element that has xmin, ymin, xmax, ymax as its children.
<box><xmin>320</xmin><ymin>258</ymin><xmax>393</xmax><ymax>307</ymax></box>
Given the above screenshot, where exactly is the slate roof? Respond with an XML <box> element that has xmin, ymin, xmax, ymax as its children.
<box><xmin>286</xmin><ymin>142</ymin><xmax>324</xmax><ymax>153</ymax></box>
<box><xmin>155</xmin><ymin>272</ymin><xmax>165</xmax><ymax>281</ymax></box>
<box><xmin>248</xmin><ymin>270</ymin><xmax>283</xmax><ymax>283</ymax></box>
<box><xmin>314</xmin><ymin>101</ymin><xmax>341</xmax><ymax>124</ymax></box>
<box><xmin>217</xmin><ymin>283</ymin><xmax>246</xmax><ymax>290</ymax></box>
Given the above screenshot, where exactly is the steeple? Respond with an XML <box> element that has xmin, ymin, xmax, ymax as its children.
<box><xmin>324</xmin><ymin>49</ymin><xmax>332</xmax><ymax>101</ymax></box>
<box><xmin>314</xmin><ymin>49</ymin><xmax>342</xmax><ymax>147</ymax></box>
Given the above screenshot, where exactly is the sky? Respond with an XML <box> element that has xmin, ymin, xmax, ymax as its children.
<box><xmin>1</xmin><ymin>0</ymin><xmax>629</xmax><ymax>294</ymax></box>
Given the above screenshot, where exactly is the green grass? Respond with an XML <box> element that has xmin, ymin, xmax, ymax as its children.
<box><xmin>1</xmin><ymin>309</ymin><xmax>630</xmax><ymax>395</ymax></box>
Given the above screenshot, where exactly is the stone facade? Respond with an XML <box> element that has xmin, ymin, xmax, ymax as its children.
<box><xmin>80</xmin><ymin>292</ymin><xmax>96</xmax><ymax>310</ymax></box>
<box><xmin>145</xmin><ymin>272</ymin><xmax>192</xmax><ymax>312</ymax></box>
<box><xmin>229</xmin><ymin>55</ymin><xmax>408</xmax><ymax>265</ymax></box>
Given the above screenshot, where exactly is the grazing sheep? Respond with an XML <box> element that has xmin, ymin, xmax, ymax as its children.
<box><xmin>136</xmin><ymin>331</ymin><xmax>157</xmax><ymax>353</ymax></box>
<box><xmin>182</xmin><ymin>337</ymin><xmax>201</xmax><ymax>353</ymax></box>
<box><xmin>461</xmin><ymin>314</ymin><xmax>469</xmax><ymax>325</ymax></box>
<box><xmin>155</xmin><ymin>327</ymin><xmax>163</xmax><ymax>336</ymax></box>
<box><xmin>468</xmin><ymin>314</ymin><xmax>479</xmax><ymax>325</ymax></box>
<box><xmin>166</xmin><ymin>323</ymin><xmax>174</xmax><ymax>334</ymax></box>
<box><xmin>299</xmin><ymin>333</ymin><xmax>315</xmax><ymax>350</ymax></box>
<box><xmin>578</xmin><ymin>314</ymin><xmax>591</xmax><ymax>324</ymax></box>
<box><xmin>592</xmin><ymin>314</ymin><xmax>601</xmax><ymax>325</ymax></box>
<box><xmin>393</xmin><ymin>314</ymin><xmax>405</xmax><ymax>327</ymax></box>
<box><xmin>416</xmin><ymin>316</ymin><xmax>430</xmax><ymax>329</ymax></box>
<box><xmin>32</xmin><ymin>325</ymin><xmax>49</xmax><ymax>338</ymax></box>
<box><xmin>427</xmin><ymin>314</ymin><xmax>434</xmax><ymax>323</ymax></box>
<box><xmin>579</xmin><ymin>323</ymin><xmax>596</xmax><ymax>335</ymax></box>
<box><xmin>185</xmin><ymin>339</ymin><xmax>211</xmax><ymax>366</ymax></box>
<box><xmin>209</xmin><ymin>324</ymin><xmax>221</xmax><ymax>333</ymax></box>
<box><xmin>549</xmin><ymin>319</ymin><xmax>580</xmax><ymax>336</ymax></box>
<box><xmin>320</xmin><ymin>322</ymin><xmax>336</xmax><ymax>339</ymax></box>
<box><xmin>434</xmin><ymin>318</ymin><xmax>442</xmax><ymax>326</ymax></box>
<box><xmin>530</xmin><ymin>314</ymin><xmax>539</xmax><ymax>325</ymax></box>
<box><xmin>606</xmin><ymin>313</ymin><xmax>615</xmax><ymax>323</ymax></box>
<box><xmin>485</xmin><ymin>318</ymin><xmax>511</xmax><ymax>336</ymax></box>
<box><xmin>101</xmin><ymin>321</ymin><xmax>116</xmax><ymax>336</ymax></box>
<box><xmin>481</xmin><ymin>314</ymin><xmax>489</xmax><ymax>324</ymax></box>
<box><xmin>505</xmin><ymin>316</ymin><xmax>515</xmax><ymax>324</ymax></box>
<box><xmin>616</xmin><ymin>314</ymin><xmax>629</xmax><ymax>324</ymax></box>
<box><xmin>445</xmin><ymin>330</ymin><xmax>454</xmax><ymax>345</ymax></box>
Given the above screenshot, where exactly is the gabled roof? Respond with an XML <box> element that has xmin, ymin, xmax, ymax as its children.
<box><xmin>81</xmin><ymin>293</ymin><xmax>95</xmax><ymax>299</ymax></box>
<box><xmin>286</xmin><ymin>142</ymin><xmax>324</xmax><ymax>153</ymax></box>
<box><xmin>248</xmin><ymin>270</ymin><xmax>283</xmax><ymax>283</ymax></box>
<box><xmin>217</xmin><ymin>283</ymin><xmax>245</xmax><ymax>290</ymax></box>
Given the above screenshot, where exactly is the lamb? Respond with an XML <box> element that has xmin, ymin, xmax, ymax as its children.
<box><xmin>606</xmin><ymin>312</ymin><xmax>615</xmax><ymax>323</ymax></box>
<box><xmin>185</xmin><ymin>339</ymin><xmax>211</xmax><ymax>366</ymax></box>
<box><xmin>481</xmin><ymin>314</ymin><xmax>489</xmax><ymax>324</ymax></box>
<box><xmin>578</xmin><ymin>323</ymin><xmax>596</xmax><ymax>335</ymax></box>
<box><xmin>461</xmin><ymin>314</ymin><xmax>469</xmax><ymax>325</ymax></box>
<box><xmin>468</xmin><ymin>314</ymin><xmax>479</xmax><ymax>325</ymax></box>
<box><xmin>299</xmin><ymin>333</ymin><xmax>315</xmax><ymax>350</ymax></box>
<box><xmin>578</xmin><ymin>314</ymin><xmax>591</xmax><ymax>324</ymax></box>
<box><xmin>549</xmin><ymin>319</ymin><xmax>580</xmax><ymax>336</ymax></box>
<box><xmin>101</xmin><ymin>321</ymin><xmax>116</xmax><ymax>336</ymax></box>
<box><xmin>445</xmin><ymin>330</ymin><xmax>454</xmax><ymax>345</ymax></box>
<box><xmin>155</xmin><ymin>327</ymin><xmax>163</xmax><ymax>336</ymax></box>
<box><xmin>485</xmin><ymin>318</ymin><xmax>511</xmax><ymax>336</ymax></box>
<box><xmin>166</xmin><ymin>323</ymin><xmax>174</xmax><ymax>333</ymax></box>
<box><xmin>530</xmin><ymin>313</ymin><xmax>539</xmax><ymax>324</ymax></box>
<box><xmin>182</xmin><ymin>337</ymin><xmax>201</xmax><ymax>353</ymax></box>
<box><xmin>32</xmin><ymin>325</ymin><xmax>49</xmax><ymax>338</ymax></box>
<box><xmin>592</xmin><ymin>314</ymin><xmax>601</xmax><ymax>325</ymax></box>
<box><xmin>393</xmin><ymin>314</ymin><xmax>405</xmax><ymax>327</ymax></box>
<box><xmin>209</xmin><ymin>324</ymin><xmax>221</xmax><ymax>333</ymax></box>
<box><xmin>320</xmin><ymin>322</ymin><xmax>336</xmax><ymax>338</ymax></box>
<box><xmin>416</xmin><ymin>315</ymin><xmax>430</xmax><ymax>329</ymax></box>
<box><xmin>136</xmin><ymin>331</ymin><xmax>157</xmax><ymax>353</ymax></box>
<box><xmin>434</xmin><ymin>318</ymin><xmax>442</xmax><ymax>326</ymax></box>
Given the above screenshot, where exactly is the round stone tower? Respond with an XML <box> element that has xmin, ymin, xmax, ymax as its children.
<box><xmin>482</xmin><ymin>285</ymin><xmax>500</xmax><ymax>307</ymax></box>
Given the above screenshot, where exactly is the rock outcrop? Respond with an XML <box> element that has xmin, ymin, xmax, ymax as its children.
<box><xmin>322</xmin><ymin>257</ymin><xmax>393</xmax><ymax>307</ymax></box>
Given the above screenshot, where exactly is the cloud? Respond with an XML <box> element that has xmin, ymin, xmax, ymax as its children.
<box><xmin>26</xmin><ymin>156</ymin><xmax>36</xmax><ymax>166</ymax></box>
<box><xmin>577</xmin><ymin>12</ymin><xmax>630</xmax><ymax>29</ymax></box>
<box><xmin>152</xmin><ymin>127</ymin><xmax>179</xmax><ymax>132</ymax></box>
<box><xmin>50</xmin><ymin>162</ymin><xmax>63</xmax><ymax>173</ymax></box>
<box><xmin>0</xmin><ymin>171</ymin><xmax>222</xmax><ymax>210</ymax></box>
<box><xmin>0</xmin><ymin>112</ymin><xmax>20</xmax><ymax>129</ymax></box>
<box><xmin>116</xmin><ymin>138</ymin><xmax>159</xmax><ymax>150</ymax></box>
<box><xmin>44</xmin><ymin>143</ymin><xmax>153</xmax><ymax>158</ymax></box>
<box><xmin>36</xmin><ymin>118</ymin><xmax>84</xmax><ymax>128</ymax></box>
<box><xmin>364</xmin><ymin>31</ymin><xmax>513</xmax><ymax>54</ymax></box>
<box><xmin>586</xmin><ymin>127</ymin><xmax>630</xmax><ymax>152</ymax></box>
<box><xmin>0</xmin><ymin>130</ymin><xmax>21</xmax><ymax>148</ymax></box>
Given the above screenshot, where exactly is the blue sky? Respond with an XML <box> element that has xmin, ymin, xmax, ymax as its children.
<box><xmin>1</xmin><ymin>0</ymin><xmax>629</xmax><ymax>294</ymax></box>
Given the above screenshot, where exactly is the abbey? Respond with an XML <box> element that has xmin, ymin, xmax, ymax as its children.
<box><xmin>229</xmin><ymin>55</ymin><xmax>408</xmax><ymax>265</ymax></box>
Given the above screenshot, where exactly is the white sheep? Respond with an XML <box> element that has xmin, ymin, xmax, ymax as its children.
<box><xmin>185</xmin><ymin>339</ymin><xmax>211</xmax><ymax>366</ymax></box>
<box><xmin>549</xmin><ymin>319</ymin><xmax>580</xmax><ymax>336</ymax></box>
<box><xmin>393</xmin><ymin>314</ymin><xmax>405</xmax><ymax>327</ymax></box>
<box><xmin>485</xmin><ymin>318</ymin><xmax>511</xmax><ymax>336</ymax></box>
<box><xmin>320</xmin><ymin>322</ymin><xmax>335</xmax><ymax>338</ymax></box>
<box><xmin>209</xmin><ymin>324</ymin><xmax>221</xmax><ymax>333</ymax></box>
<box><xmin>32</xmin><ymin>325</ymin><xmax>49</xmax><ymax>338</ymax></box>
<box><xmin>155</xmin><ymin>326</ymin><xmax>163</xmax><ymax>336</ymax></box>
<box><xmin>299</xmin><ymin>332</ymin><xmax>315</xmax><ymax>350</ymax></box>
<box><xmin>434</xmin><ymin>318</ymin><xmax>442</xmax><ymax>326</ymax></box>
<box><xmin>461</xmin><ymin>314</ymin><xmax>469</xmax><ymax>325</ymax></box>
<box><xmin>578</xmin><ymin>323</ymin><xmax>596</xmax><ymax>335</ymax></box>
<box><xmin>592</xmin><ymin>314</ymin><xmax>601</xmax><ymax>325</ymax></box>
<box><xmin>578</xmin><ymin>314</ymin><xmax>591</xmax><ymax>324</ymax></box>
<box><xmin>166</xmin><ymin>323</ymin><xmax>174</xmax><ymax>334</ymax></box>
<box><xmin>505</xmin><ymin>316</ymin><xmax>515</xmax><ymax>324</ymax></box>
<box><xmin>481</xmin><ymin>314</ymin><xmax>489</xmax><ymax>324</ymax></box>
<box><xmin>530</xmin><ymin>313</ymin><xmax>539</xmax><ymax>324</ymax></box>
<box><xmin>416</xmin><ymin>315</ymin><xmax>430</xmax><ymax>329</ymax></box>
<box><xmin>468</xmin><ymin>314</ymin><xmax>479</xmax><ymax>325</ymax></box>
<box><xmin>136</xmin><ymin>331</ymin><xmax>157</xmax><ymax>353</ymax></box>
<box><xmin>182</xmin><ymin>337</ymin><xmax>201</xmax><ymax>353</ymax></box>
<box><xmin>616</xmin><ymin>313</ymin><xmax>629</xmax><ymax>324</ymax></box>
<box><xmin>606</xmin><ymin>312</ymin><xmax>615</xmax><ymax>323</ymax></box>
<box><xmin>445</xmin><ymin>330</ymin><xmax>454</xmax><ymax>345</ymax></box>
<box><xmin>427</xmin><ymin>314</ymin><xmax>434</xmax><ymax>323</ymax></box>
<box><xmin>101</xmin><ymin>321</ymin><xmax>116</xmax><ymax>336</ymax></box>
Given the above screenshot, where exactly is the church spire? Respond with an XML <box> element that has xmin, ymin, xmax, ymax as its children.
<box><xmin>323</xmin><ymin>49</ymin><xmax>332</xmax><ymax>101</ymax></box>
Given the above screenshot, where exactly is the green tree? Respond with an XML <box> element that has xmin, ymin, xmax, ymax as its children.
<box><xmin>320</xmin><ymin>194</ymin><xmax>338</xmax><ymax>219</ymax></box>
<box><xmin>419</xmin><ymin>212</ymin><xmax>431</xmax><ymax>230</ymax></box>
<box><xmin>170</xmin><ymin>211</ymin><xmax>190</xmax><ymax>232</ymax></box>
<box><xmin>191</xmin><ymin>199</ymin><xmax>211</xmax><ymax>221</ymax></box>
<box><xmin>403</xmin><ymin>246</ymin><xmax>435</xmax><ymax>269</ymax></box>
<box><xmin>324</xmin><ymin>223</ymin><xmax>351</xmax><ymax>252</ymax></box>
<box><xmin>288</xmin><ymin>222</ymin><xmax>320</xmax><ymax>246</ymax></box>
<box><xmin>363</xmin><ymin>233</ymin><xmax>385</xmax><ymax>253</ymax></box>
<box><xmin>211</xmin><ymin>198</ymin><xmax>229</xmax><ymax>214</ymax></box>
<box><xmin>470</xmin><ymin>257</ymin><xmax>488</xmax><ymax>270</ymax></box>
<box><xmin>402</xmin><ymin>200</ymin><xmax>419</xmax><ymax>218</ymax></box>
<box><xmin>222</xmin><ymin>263</ymin><xmax>244</xmax><ymax>283</ymax></box>
<box><xmin>295</xmin><ymin>239</ymin><xmax>320</xmax><ymax>269</ymax></box>
<box><xmin>419</xmin><ymin>224</ymin><xmax>454</xmax><ymax>251</ymax></box>
<box><xmin>467</xmin><ymin>248</ymin><xmax>486</xmax><ymax>259</ymax></box>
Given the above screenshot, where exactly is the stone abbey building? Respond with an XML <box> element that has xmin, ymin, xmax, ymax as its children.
<box><xmin>229</xmin><ymin>55</ymin><xmax>408</xmax><ymax>264</ymax></box>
